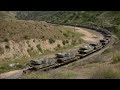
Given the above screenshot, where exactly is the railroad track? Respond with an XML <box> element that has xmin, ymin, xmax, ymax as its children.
<box><xmin>0</xmin><ymin>26</ymin><xmax>114</xmax><ymax>79</ymax></box>
<box><xmin>23</xmin><ymin>37</ymin><xmax>112</xmax><ymax>73</ymax></box>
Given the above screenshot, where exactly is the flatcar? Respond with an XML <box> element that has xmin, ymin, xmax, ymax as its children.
<box><xmin>25</xmin><ymin>32</ymin><xmax>111</xmax><ymax>71</ymax></box>
<box><xmin>56</xmin><ymin>53</ymin><xmax>76</xmax><ymax>63</ymax></box>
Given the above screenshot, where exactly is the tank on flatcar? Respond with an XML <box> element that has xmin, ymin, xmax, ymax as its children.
<box><xmin>78</xmin><ymin>45</ymin><xmax>94</xmax><ymax>54</ymax></box>
<box><xmin>55</xmin><ymin>53</ymin><xmax>69</xmax><ymax>58</ymax></box>
<box><xmin>29</xmin><ymin>59</ymin><xmax>45</xmax><ymax>66</ymax></box>
<box><xmin>45</xmin><ymin>58</ymin><xmax>57</xmax><ymax>66</ymax></box>
<box><xmin>28</xmin><ymin>58</ymin><xmax>56</xmax><ymax>70</ymax></box>
<box><xmin>76</xmin><ymin>44</ymin><xmax>95</xmax><ymax>58</ymax></box>
<box><xmin>55</xmin><ymin>53</ymin><xmax>75</xmax><ymax>63</ymax></box>
<box><xmin>106</xmin><ymin>35</ymin><xmax>111</xmax><ymax>38</ymax></box>
<box><xmin>89</xmin><ymin>43</ymin><xmax>98</xmax><ymax>50</ymax></box>
<box><xmin>100</xmin><ymin>38</ymin><xmax>109</xmax><ymax>46</ymax></box>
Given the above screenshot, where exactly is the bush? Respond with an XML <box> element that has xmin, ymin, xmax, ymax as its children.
<box><xmin>28</xmin><ymin>45</ymin><xmax>31</xmax><ymax>47</ymax></box>
<box><xmin>44</xmin><ymin>49</ymin><xmax>51</xmax><ymax>53</ymax></box>
<box><xmin>33</xmin><ymin>39</ymin><xmax>35</xmax><ymax>42</ymax></box>
<box><xmin>5</xmin><ymin>45</ymin><xmax>10</xmax><ymax>49</ymax></box>
<box><xmin>63</xmin><ymin>33</ymin><xmax>69</xmax><ymax>37</ymax></box>
<box><xmin>4</xmin><ymin>38</ymin><xmax>9</xmax><ymax>42</ymax></box>
<box><xmin>30</xmin><ymin>47</ymin><xmax>33</xmax><ymax>50</ymax></box>
<box><xmin>71</xmin><ymin>40</ymin><xmax>77</xmax><ymax>45</ymax></box>
<box><xmin>78</xmin><ymin>39</ymin><xmax>83</xmax><ymax>43</ymax></box>
<box><xmin>62</xmin><ymin>40</ymin><xmax>66</xmax><ymax>45</ymax></box>
<box><xmin>23</xmin><ymin>35</ymin><xmax>29</xmax><ymax>39</ymax></box>
<box><xmin>36</xmin><ymin>44</ymin><xmax>43</xmax><ymax>53</ymax></box>
<box><xmin>112</xmin><ymin>54</ymin><xmax>120</xmax><ymax>64</ymax></box>
<box><xmin>41</xmin><ymin>36</ymin><xmax>45</xmax><ymax>39</ymax></box>
<box><xmin>57</xmin><ymin>44</ymin><xmax>61</xmax><ymax>48</ymax></box>
<box><xmin>62</xmin><ymin>40</ymin><xmax>69</xmax><ymax>45</ymax></box>
<box><xmin>54</xmin><ymin>35</ymin><xmax>56</xmax><ymax>38</ymax></box>
<box><xmin>72</xmin><ymin>35</ymin><xmax>75</xmax><ymax>37</ymax></box>
<box><xmin>66</xmin><ymin>40</ymin><xmax>69</xmax><ymax>44</ymax></box>
<box><xmin>60</xmin><ymin>30</ymin><xmax>62</xmax><ymax>33</ymax></box>
<box><xmin>49</xmin><ymin>38</ymin><xmax>55</xmax><ymax>44</ymax></box>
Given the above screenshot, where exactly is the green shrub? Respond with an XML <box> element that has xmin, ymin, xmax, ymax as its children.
<box><xmin>71</xmin><ymin>40</ymin><xmax>77</xmax><ymax>45</ymax></box>
<box><xmin>62</xmin><ymin>40</ymin><xmax>66</xmax><ymax>45</ymax></box>
<box><xmin>112</xmin><ymin>54</ymin><xmax>120</xmax><ymax>64</ymax></box>
<box><xmin>36</xmin><ymin>44</ymin><xmax>43</xmax><ymax>53</ymax></box>
<box><xmin>63</xmin><ymin>33</ymin><xmax>69</xmax><ymax>37</ymax></box>
<box><xmin>62</xmin><ymin>40</ymin><xmax>69</xmax><ymax>45</ymax></box>
<box><xmin>60</xmin><ymin>30</ymin><xmax>62</xmax><ymax>33</ymax></box>
<box><xmin>28</xmin><ymin>45</ymin><xmax>31</xmax><ymax>47</ymax></box>
<box><xmin>23</xmin><ymin>35</ymin><xmax>29</xmax><ymax>39</ymax></box>
<box><xmin>78</xmin><ymin>39</ymin><xmax>83</xmax><ymax>43</ymax></box>
<box><xmin>30</xmin><ymin>47</ymin><xmax>33</xmax><ymax>50</ymax></box>
<box><xmin>4</xmin><ymin>38</ymin><xmax>9</xmax><ymax>42</ymax></box>
<box><xmin>49</xmin><ymin>38</ymin><xmax>55</xmax><ymax>44</ymax></box>
<box><xmin>33</xmin><ymin>39</ymin><xmax>35</xmax><ymax>42</ymax></box>
<box><xmin>41</xmin><ymin>36</ymin><xmax>45</xmax><ymax>39</ymax></box>
<box><xmin>57</xmin><ymin>44</ymin><xmax>61</xmax><ymax>48</ymax></box>
<box><xmin>66</xmin><ymin>40</ymin><xmax>69</xmax><ymax>44</ymax></box>
<box><xmin>5</xmin><ymin>45</ymin><xmax>10</xmax><ymax>49</ymax></box>
<box><xmin>54</xmin><ymin>35</ymin><xmax>56</xmax><ymax>38</ymax></box>
<box><xmin>44</xmin><ymin>49</ymin><xmax>51</xmax><ymax>53</ymax></box>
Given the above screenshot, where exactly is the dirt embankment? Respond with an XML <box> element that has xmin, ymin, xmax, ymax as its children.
<box><xmin>0</xmin><ymin>20</ymin><xmax>83</xmax><ymax>60</ymax></box>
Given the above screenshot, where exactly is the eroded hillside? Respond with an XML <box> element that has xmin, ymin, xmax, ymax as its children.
<box><xmin>0</xmin><ymin>19</ymin><xmax>83</xmax><ymax>60</ymax></box>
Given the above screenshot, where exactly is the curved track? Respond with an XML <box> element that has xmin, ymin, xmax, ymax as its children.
<box><xmin>0</xmin><ymin>25</ymin><xmax>115</xmax><ymax>79</ymax></box>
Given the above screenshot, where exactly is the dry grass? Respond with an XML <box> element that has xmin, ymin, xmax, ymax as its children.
<box><xmin>0</xmin><ymin>56</ymin><xmax>29</xmax><ymax>74</ymax></box>
<box><xmin>90</xmin><ymin>65</ymin><xmax>120</xmax><ymax>79</ymax></box>
<box><xmin>0</xmin><ymin>19</ymin><xmax>82</xmax><ymax>42</ymax></box>
<box><xmin>0</xmin><ymin>20</ymin><xmax>81</xmax><ymax>41</ymax></box>
<box><xmin>112</xmin><ymin>51</ymin><xmax>120</xmax><ymax>64</ymax></box>
<box><xmin>20</xmin><ymin>70</ymin><xmax>78</xmax><ymax>79</ymax></box>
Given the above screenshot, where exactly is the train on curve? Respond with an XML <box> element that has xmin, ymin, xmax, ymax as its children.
<box><xmin>24</xmin><ymin>34</ymin><xmax>111</xmax><ymax>72</ymax></box>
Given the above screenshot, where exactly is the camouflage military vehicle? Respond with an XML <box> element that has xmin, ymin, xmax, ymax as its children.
<box><xmin>78</xmin><ymin>45</ymin><xmax>94</xmax><ymax>54</ymax></box>
<box><xmin>100</xmin><ymin>39</ymin><xmax>109</xmax><ymax>45</ymax></box>
<box><xmin>89</xmin><ymin>42</ymin><xmax>102</xmax><ymax>50</ymax></box>
<box><xmin>55</xmin><ymin>53</ymin><xmax>69</xmax><ymax>58</ymax></box>
<box><xmin>28</xmin><ymin>58</ymin><xmax>56</xmax><ymax>70</ymax></box>
<box><xmin>55</xmin><ymin>53</ymin><xmax>75</xmax><ymax>63</ymax></box>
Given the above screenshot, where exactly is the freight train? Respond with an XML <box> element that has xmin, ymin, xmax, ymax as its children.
<box><xmin>24</xmin><ymin>34</ymin><xmax>111</xmax><ymax>72</ymax></box>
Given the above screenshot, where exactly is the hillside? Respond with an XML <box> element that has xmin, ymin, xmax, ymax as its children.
<box><xmin>1</xmin><ymin>11</ymin><xmax>120</xmax><ymax>79</ymax></box>
<box><xmin>0</xmin><ymin>19</ymin><xmax>84</xmax><ymax>59</ymax></box>
<box><xmin>14</xmin><ymin>11</ymin><xmax>120</xmax><ymax>38</ymax></box>
<box><xmin>0</xmin><ymin>17</ymin><xmax>85</xmax><ymax>73</ymax></box>
<box><xmin>0</xmin><ymin>19</ymin><xmax>77</xmax><ymax>42</ymax></box>
<box><xmin>0</xmin><ymin>11</ymin><xmax>16</xmax><ymax>20</ymax></box>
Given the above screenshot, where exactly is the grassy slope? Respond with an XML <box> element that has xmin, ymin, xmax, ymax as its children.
<box><xmin>0</xmin><ymin>11</ymin><xmax>16</xmax><ymax>20</ymax></box>
<box><xmin>15</xmin><ymin>11</ymin><xmax>120</xmax><ymax>38</ymax></box>
<box><xmin>0</xmin><ymin>19</ymin><xmax>83</xmax><ymax>42</ymax></box>
<box><xmin>2</xmin><ymin>11</ymin><xmax>120</xmax><ymax>38</ymax></box>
